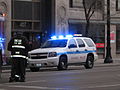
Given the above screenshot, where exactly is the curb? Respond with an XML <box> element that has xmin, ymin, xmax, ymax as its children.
<box><xmin>94</xmin><ymin>63</ymin><xmax>120</xmax><ymax>68</ymax></box>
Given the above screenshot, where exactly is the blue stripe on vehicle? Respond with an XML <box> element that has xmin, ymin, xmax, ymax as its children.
<box><xmin>57</xmin><ymin>50</ymin><xmax>96</xmax><ymax>55</ymax></box>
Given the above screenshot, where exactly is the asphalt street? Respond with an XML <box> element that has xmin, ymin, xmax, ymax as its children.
<box><xmin>0</xmin><ymin>64</ymin><xmax>120</xmax><ymax>90</ymax></box>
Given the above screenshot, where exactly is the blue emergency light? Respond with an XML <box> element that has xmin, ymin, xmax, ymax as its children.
<box><xmin>66</xmin><ymin>35</ymin><xmax>73</xmax><ymax>38</ymax></box>
<box><xmin>37</xmin><ymin>35</ymin><xmax>41</xmax><ymax>39</ymax></box>
<box><xmin>51</xmin><ymin>36</ymin><xmax>57</xmax><ymax>39</ymax></box>
<box><xmin>51</xmin><ymin>34</ymin><xmax>73</xmax><ymax>39</ymax></box>
<box><xmin>0</xmin><ymin>38</ymin><xmax>5</xmax><ymax>42</ymax></box>
<box><xmin>58</xmin><ymin>35</ymin><xmax>64</xmax><ymax>39</ymax></box>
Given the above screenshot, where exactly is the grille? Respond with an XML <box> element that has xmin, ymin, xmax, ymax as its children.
<box><xmin>30</xmin><ymin>53</ymin><xmax>48</xmax><ymax>59</ymax></box>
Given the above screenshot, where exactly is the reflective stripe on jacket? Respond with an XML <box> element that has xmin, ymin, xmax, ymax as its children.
<box><xmin>11</xmin><ymin>55</ymin><xmax>27</xmax><ymax>59</ymax></box>
<box><xmin>12</xmin><ymin>45</ymin><xmax>25</xmax><ymax>49</ymax></box>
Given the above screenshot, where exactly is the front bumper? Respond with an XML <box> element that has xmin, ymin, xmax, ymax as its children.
<box><xmin>28</xmin><ymin>57</ymin><xmax>59</xmax><ymax>68</ymax></box>
<box><xmin>94</xmin><ymin>54</ymin><xmax>98</xmax><ymax>61</ymax></box>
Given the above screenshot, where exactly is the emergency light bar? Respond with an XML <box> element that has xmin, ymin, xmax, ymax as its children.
<box><xmin>51</xmin><ymin>34</ymin><xmax>82</xmax><ymax>39</ymax></box>
<box><xmin>51</xmin><ymin>34</ymin><xmax>73</xmax><ymax>39</ymax></box>
<box><xmin>73</xmin><ymin>34</ymin><xmax>82</xmax><ymax>37</ymax></box>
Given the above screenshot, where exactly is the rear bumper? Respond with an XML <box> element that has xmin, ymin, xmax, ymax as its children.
<box><xmin>94</xmin><ymin>54</ymin><xmax>98</xmax><ymax>61</ymax></box>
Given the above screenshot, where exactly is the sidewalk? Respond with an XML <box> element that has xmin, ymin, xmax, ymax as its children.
<box><xmin>94</xmin><ymin>58</ymin><xmax>120</xmax><ymax>67</ymax></box>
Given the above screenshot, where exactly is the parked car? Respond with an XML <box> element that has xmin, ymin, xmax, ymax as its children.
<box><xmin>28</xmin><ymin>35</ymin><xmax>98</xmax><ymax>72</ymax></box>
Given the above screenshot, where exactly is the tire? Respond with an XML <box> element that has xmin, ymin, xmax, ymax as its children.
<box><xmin>30</xmin><ymin>67</ymin><xmax>40</xmax><ymax>72</ymax></box>
<box><xmin>84</xmin><ymin>55</ymin><xmax>94</xmax><ymax>69</ymax></box>
<box><xmin>57</xmin><ymin>56</ymin><xmax>68</xmax><ymax>70</ymax></box>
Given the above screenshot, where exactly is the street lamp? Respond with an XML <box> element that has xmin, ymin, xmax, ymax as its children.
<box><xmin>104</xmin><ymin>0</ymin><xmax>113</xmax><ymax>63</ymax></box>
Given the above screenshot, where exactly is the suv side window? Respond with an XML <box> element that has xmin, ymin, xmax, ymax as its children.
<box><xmin>76</xmin><ymin>39</ymin><xmax>85</xmax><ymax>47</ymax></box>
<box><xmin>68</xmin><ymin>39</ymin><xmax>77</xmax><ymax>48</ymax></box>
<box><xmin>84</xmin><ymin>39</ymin><xmax>95</xmax><ymax>47</ymax></box>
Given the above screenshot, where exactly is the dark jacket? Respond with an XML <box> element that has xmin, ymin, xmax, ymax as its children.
<box><xmin>8</xmin><ymin>35</ymin><xmax>30</xmax><ymax>58</ymax></box>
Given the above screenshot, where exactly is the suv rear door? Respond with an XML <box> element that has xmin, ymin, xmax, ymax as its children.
<box><xmin>76</xmin><ymin>38</ymin><xmax>87</xmax><ymax>62</ymax></box>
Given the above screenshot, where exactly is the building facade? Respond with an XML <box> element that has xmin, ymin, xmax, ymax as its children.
<box><xmin>0</xmin><ymin>0</ymin><xmax>120</xmax><ymax>61</ymax></box>
<box><xmin>0</xmin><ymin>0</ymin><xmax>11</xmax><ymax>64</ymax></box>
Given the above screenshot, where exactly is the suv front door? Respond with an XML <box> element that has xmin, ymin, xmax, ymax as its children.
<box><xmin>67</xmin><ymin>39</ymin><xmax>79</xmax><ymax>64</ymax></box>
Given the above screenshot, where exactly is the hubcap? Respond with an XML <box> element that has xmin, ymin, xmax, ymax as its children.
<box><xmin>88</xmin><ymin>60</ymin><xmax>92</xmax><ymax>67</ymax></box>
<box><xmin>88</xmin><ymin>56</ymin><xmax>93</xmax><ymax>67</ymax></box>
<box><xmin>61</xmin><ymin>62</ymin><xmax>65</xmax><ymax>69</ymax></box>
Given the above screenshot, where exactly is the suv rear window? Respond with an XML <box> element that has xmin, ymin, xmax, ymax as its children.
<box><xmin>76</xmin><ymin>39</ymin><xmax>85</xmax><ymax>47</ymax></box>
<box><xmin>84</xmin><ymin>39</ymin><xmax>95</xmax><ymax>47</ymax></box>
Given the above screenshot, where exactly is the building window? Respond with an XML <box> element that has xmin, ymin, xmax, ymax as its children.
<box><xmin>69</xmin><ymin>0</ymin><xmax>83</xmax><ymax>8</ymax></box>
<box><xmin>84</xmin><ymin>0</ymin><xmax>103</xmax><ymax>11</ymax></box>
<box><xmin>69</xmin><ymin>0</ymin><xmax>103</xmax><ymax>11</ymax></box>
<box><xmin>12</xmin><ymin>0</ymin><xmax>41</xmax><ymax>31</ymax></box>
<box><xmin>34</xmin><ymin>22</ymin><xmax>40</xmax><ymax>30</ymax></box>
<box><xmin>33</xmin><ymin>2</ymin><xmax>40</xmax><ymax>20</ymax></box>
<box><xmin>95</xmin><ymin>1</ymin><xmax>103</xmax><ymax>11</ymax></box>
<box><xmin>116</xmin><ymin>25</ymin><xmax>120</xmax><ymax>53</ymax></box>
<box><xmin>14</xmin><ymin>21</ymin><xmax>32</xmax><ymax>30</ymax></box>
<box><xmin>116</xmin><ymin>0</ymin><xmax>120</xmax><ymax>11</ymax></box>
<box><xmin>14</xmin><ymin>1</ymin><xmax>32</xmax><ymax>20</ymax></box>
<box><xmin>69</xmin><ymin>0</ymin><xmax>73</xmax><ymax>7</ymax></box>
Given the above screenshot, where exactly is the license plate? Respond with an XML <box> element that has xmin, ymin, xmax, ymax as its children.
<box><xmin>36</xmin><ymin>64</ymin><xmax>42</xmax><ymax>67</ymax></box>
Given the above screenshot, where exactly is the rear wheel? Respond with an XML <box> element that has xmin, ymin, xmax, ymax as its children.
<box><xmin>30</xmin><ymin>67</ymin><xmax>40</xmax><ymax>72</ymax></box>
<box><xmin>84</xmin><ymin>55</ymin><xmax>94</xmax><ymax>69</ymax></box>
<box><xmin>57</xmin><ymin>56</ymin><xmax>68</xmax><ymax>70</ymax></box>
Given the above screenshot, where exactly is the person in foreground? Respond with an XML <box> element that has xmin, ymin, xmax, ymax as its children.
<box><xmin>7</xmin><ymin>32</ymin><xmax>30</xmax><ymax>82</ymax></box>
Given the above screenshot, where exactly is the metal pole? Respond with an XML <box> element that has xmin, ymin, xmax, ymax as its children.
<box><xmin>104</xmin><ymin>0</ymin><xmax>113</xmax><ymax>63</ymax></box>
<box><xmin>0</xmin><ymin>48</ymin><xmax>2</xmax><ymax>78</ymax></box>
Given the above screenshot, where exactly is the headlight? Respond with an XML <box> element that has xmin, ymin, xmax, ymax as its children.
<box><xmin>48</xmin><ymin>52</ymin><xmax>57</xmax><ymax>57</ymax></box>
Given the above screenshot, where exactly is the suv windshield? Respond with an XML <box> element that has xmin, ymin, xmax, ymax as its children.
<box><xmin>41</xmin><ymin>39</ymin><xmax>68</xmax><ymax>48</ymax></box>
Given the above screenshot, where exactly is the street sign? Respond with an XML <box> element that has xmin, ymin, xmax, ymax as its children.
<box><xmin>110</xmin><ymin>31</ymin><xmax>115</xmax><ymax>43</ymax></box>
<box><xmin>96</xmin><ymin>43</ymin><xmax>105</xmax><ymax>48</ymax></box>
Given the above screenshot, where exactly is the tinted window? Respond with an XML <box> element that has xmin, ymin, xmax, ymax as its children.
<box><xmin>14</xmin><ymin>21</ymin><xmax>32</xmax><ymax>29</ymax></box>
<box><xmin>84</xmin><ymin>39</ymin><xmax>95</xmax><ymax>47</ymax></box>
<box><xmin>76</xmin><ymin>39</ymin><xmax>85</xmax><ymax>47</ymax></box>
<box><xmin>14</xmin><ymin>1</ymin><xmax>32</xmax><ymax>20</ymax></box>
<box><xmin>33</xmin><ymin>2</ymin><xmax>40</xmax><ymax>20</ymax></box>
<box><xmin>41</xmin><ymin>39</ymin><xmax>68</xmax><ymax>48</ymax></box>
<box><xmin>68</xmin><ymin>39</ymin><xmax>77</xmax><ymax>48</ymax></box>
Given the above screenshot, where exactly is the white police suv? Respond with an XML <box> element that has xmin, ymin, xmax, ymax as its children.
<box><xmin>28</xmin><ymin>35</ymin><xmax>98</xmax><ymax>71</ymax></box>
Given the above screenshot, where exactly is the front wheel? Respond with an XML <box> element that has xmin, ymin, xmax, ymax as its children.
<box><xmin>84</xmin><ymin>55</ymin><xmax>94</xmax><ymax>69</ymax></box>
<box><xmin>57</xmin><ymin>56</ymin><xmax>68</xmax><ymax>70</ymax></box>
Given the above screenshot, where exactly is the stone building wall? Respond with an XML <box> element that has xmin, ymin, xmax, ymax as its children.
<box><xmin>1</xmin><ymin>0</ymin><xmax>120</xmax><ymax>59</ymax></box>
<box><xmin>55</xmin><ymin>0</ymin><xmax>69</xmax><ymax>35</ymax></box>
<box><xmin>0</xmin><ymin>0</ymin><xmax>11</xmax><ymax>57</ymax></box>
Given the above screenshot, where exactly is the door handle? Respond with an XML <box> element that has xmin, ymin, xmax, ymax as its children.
<box><xmin>85</xmin><ymin>49</ymin><xmax>87</xmax><ymax>51</ymax></box>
